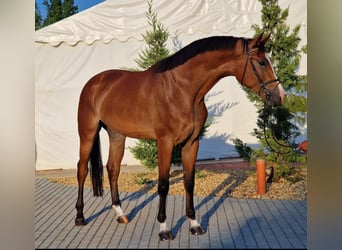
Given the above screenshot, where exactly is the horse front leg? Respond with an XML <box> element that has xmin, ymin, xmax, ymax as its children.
<box><xmin>182</xmin><ymin>139</ymin><xmax>205</xmax><ymax>235</ymax></box>
<box><xmin>156</xmin><ymin>138</ymin><xmax>174</xmax><ymax>240</ymax></box>
<box><xmin>106</xmin><ymin>130</ymin><xmax>128</xmax><ymax>224</ymax></box>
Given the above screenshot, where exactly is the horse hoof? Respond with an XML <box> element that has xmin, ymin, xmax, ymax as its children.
<box><xmin>159</xmin><ymin>231</ymin><xmax>174</xmax><ymax>241</ymax></box>
<box><xmin>189</xmin><ymin>225</ymin><xmax>205</xmax><ymax>235</ymax></box>
<box><xmin>75</xmin><ymin>217</ymin><xmax>86</xmax><ymax>226</ymax></box>
<box><xmin>117</xmin><ymin>215</ymin><xmax>129</xmax><ymax>224</ymax></box>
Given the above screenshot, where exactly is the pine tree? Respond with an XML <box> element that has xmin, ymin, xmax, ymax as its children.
<box><xmin>233</xmin><ymin>0</ymin><xmax>307</xmax><ymax>180</ymax></box>
<box><xmin>129</xmin><ymin>0</ymin><xmax>212</xmax><ymax>169</ymax></box>
<box><xmin>36</xmin><ymin>0</ymin><xmax>78</xmax><ymax>28</ymax></box>
<box><xmin>62</xmin><ymin>0</ymin><xmax>78</xmax><ymax>18</ymax></box>
<box><xmin>35</xmin><ymin>1</ymin><xmax>43</xmax><ymax>30</ymax></box>
<box><xmin>249</xmin><ymin>0</ymin><xmax>307</xmax><ymax>118</ymax></box>
<box><xmin>129</xmin><ymin>0</ymin><xmax>170</xmax><ymax>170</ymax></box>
<box><xmin>134</xmin><ymin>0</ymin><xmax>170</xmax><ymax>70</ymax></box>
<box><xmin>43</xmin><ymin>0</ymin><xmax>63</xmax><ymax>26</ymax></box>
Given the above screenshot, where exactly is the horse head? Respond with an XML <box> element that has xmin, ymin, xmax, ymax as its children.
<box><xmin>238</xmin><ymin>33</ymin><xmax>285</xmax><ymax>107</ymax></box>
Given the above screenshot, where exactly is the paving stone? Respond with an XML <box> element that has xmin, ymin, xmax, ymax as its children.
<box><xmin>35</xmin><ymin>178</ymin><xmax>307</xmax><ymax>249</ymax></box>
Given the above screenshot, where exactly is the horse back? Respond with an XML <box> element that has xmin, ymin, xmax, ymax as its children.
<box><xmin>79</xmin><ymin>69</ymin><xmax>163</xmax><ymax>138</ymax></box>
<box><xmin>78</xmin><ymin>68</ymin><xmax>203</xmax><ymax>142</ymax></box>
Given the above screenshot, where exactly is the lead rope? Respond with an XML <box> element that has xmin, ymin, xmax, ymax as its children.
<box><xmin>262</xmin><ymin>102</ymin><xmax>295</xmax><ymax>155</ymax></box>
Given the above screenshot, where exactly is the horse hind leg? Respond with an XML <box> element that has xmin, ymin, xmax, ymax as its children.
<box><xmin>106</xmin><ymin>128</ymin><xmax>128</xmax><ymax>224</ymax></box>
<box><xmin>75</xmin><ymin>99</ymin><xmax>103</xmax><ymax>226</ymax></box>
<box><xmin>75</xmin><ymin>155</ymin><xmax>88</xmax><ymax>226</ymax></box>
<box><xmin>75</xmin><ymin>89</ymin><xmax>103</xmax><ymax>225</ymax></box>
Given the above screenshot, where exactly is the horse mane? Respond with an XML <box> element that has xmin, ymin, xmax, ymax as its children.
<box><xmin>154</xmin><ymin>36</ymin><xmax>249</xmax><ymax>73</ymax></box>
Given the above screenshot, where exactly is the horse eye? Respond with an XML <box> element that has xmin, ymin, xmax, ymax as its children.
<box><xmin>258</xmin><ymin>60</ymin><xmax>266</xmax><ymax>67</ymax></box>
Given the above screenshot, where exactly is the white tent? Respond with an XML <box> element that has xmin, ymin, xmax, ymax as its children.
<box><xmin>35</xmin><ymin>0</ymin><xmax>307</xmax><ymax>170</ymax></box>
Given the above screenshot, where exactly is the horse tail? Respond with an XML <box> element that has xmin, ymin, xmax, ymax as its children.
<box><xmin>89</xmin><ymin>122</ymin><xmax>104</xmax><ymax>197</ymax></box>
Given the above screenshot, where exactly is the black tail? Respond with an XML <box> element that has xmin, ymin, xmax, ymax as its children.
<box><xmin>89</xmin><ymin>123</ymin><xmax>104</xmax><ymax>197</ymax></box>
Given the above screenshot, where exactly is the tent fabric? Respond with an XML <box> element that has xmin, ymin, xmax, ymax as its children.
<box><xmin>35</xmin><ymin>0</ymin><xmax>307</xmax><ymax>46</ymax></box>
<box><xmin>35</xmin><ymin>0</ymin><xmax>307</xmax><ymax>170</ymax></box>
<box><xmin>36</xmin><ymin>0</ymin><xmax>262</xmax><ymax>46</ymax></box>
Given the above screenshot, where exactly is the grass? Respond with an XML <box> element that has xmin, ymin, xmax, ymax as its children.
<box><xmin>135</xmin><ymin>172</ymin><xmax>154</xmax><ymax>185</ymax></box>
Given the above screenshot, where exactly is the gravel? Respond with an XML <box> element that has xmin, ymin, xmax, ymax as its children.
<box><xmin>48</xmin><ymin>164</ymin><xmax>307</xmax><ymax>200</ymax></box>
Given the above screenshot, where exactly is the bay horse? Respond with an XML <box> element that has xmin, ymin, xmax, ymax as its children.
<box><xmin>75</xmin><ymin>34</ymin><xmax>285</xmax><ymax>240</ymax></box>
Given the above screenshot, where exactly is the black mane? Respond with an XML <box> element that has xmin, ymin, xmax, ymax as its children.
<box><xmin>154</xmin><ymin>36</ymin><xmax>249</xmax><ymax>73</ymax></box>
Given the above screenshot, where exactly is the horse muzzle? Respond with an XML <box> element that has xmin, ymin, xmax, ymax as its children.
<box><xmin>264</xmin><ymin>83</ymin><xmax>285</xmax><ymax>107</ymax></box>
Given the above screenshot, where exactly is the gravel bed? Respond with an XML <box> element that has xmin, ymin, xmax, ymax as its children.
<box><xmin>48</xmin><ymin>165</ymin><xmax>307</xmax><ymax>200</ymax></box>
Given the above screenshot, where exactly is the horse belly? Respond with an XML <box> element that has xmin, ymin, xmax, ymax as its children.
<box><xmin>101</xmin><ymin>113</ymin><xmax>156</xmax><ymax>140</ymax></box>
<box><xmin>98</xmin><ymin>90</ymin><xmax>157</xmax><ymax>139</ymax></box>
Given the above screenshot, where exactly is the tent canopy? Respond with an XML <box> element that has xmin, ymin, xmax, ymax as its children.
<box><xmin>36</xmin><ymin>0</ymin><xmax>265</xmax><ymax>46</ymax></box>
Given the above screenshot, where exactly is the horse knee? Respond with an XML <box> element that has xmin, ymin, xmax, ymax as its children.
<box><xmin>183</xmin><ymin>173</ymin><xmax>195</xmax><ymax>196</ymax></box>
<box><xmin>77</xmin><ymin>161</ymin><xmax>88</xmax><ymax>180</ymax></box>
<box><xmin>158</xmin><ymin>180</ymin><xmax>169</xmax><ymax>197</ymax></box>
<box><xmin>184</xmin><ymin>178</ymin><xmax>194</xmax><ymax>192</ymax></box>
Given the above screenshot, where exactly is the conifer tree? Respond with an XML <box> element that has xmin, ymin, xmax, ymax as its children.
<box><xmin>62</xmin><ymin>0</ymin><xmax>78</xmax><ymax>18</ymax></box>
<box><xmin>129</xmin><ymin>0</ymin><xmax>170</xmax><ymax>170</ymax></box>
<box><xmin>35</xmin><ymin>1</ymin><xmax>43</xmax><ymax>30</ymax></box>
<box><xmin>134</xmin><ymin>0</ymin><xmax>170</xmax><ymax>70</ymax></box>
<box><xmin>233</xmin><ymin>0</ymin><xmax>307</xmax><ymax>180</ymax></box>
<box><xmin>36</xmin><ymin>0</ymin><xmax>78</xmax><ymax>28</ymax></box>
<box><xmin>129</xmin><ymin>0</ymin><xmax>212</xmax><ymax>169</ymax></box>
<box><xmin>43</xmin><ymin>0</ymin><xmax>63</xmax><ymax>26</ymax></box>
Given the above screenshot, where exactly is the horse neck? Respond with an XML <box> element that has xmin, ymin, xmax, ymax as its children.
<box><xmin>173</xmin><ymin>49</ymin><xmax>240</xmax><ymax>102</ymax></box>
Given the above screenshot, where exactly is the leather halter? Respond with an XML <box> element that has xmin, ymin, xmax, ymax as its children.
<box><xmin>240</xmin><ymin>46</ymin><xmax>279</xmax><ymax>100</ymax></box>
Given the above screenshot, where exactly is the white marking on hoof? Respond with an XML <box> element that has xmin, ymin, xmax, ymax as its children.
<box><xmin>112</xmin><ymin>205</ymin><xmax>124</xmax><ymax>217</ymax></box>
<box><xmin>188</xmin><ymin>218</ymin><xmax>200</xmax><ymax>228</ymax></box>
<box><xmin>159</xmin><ymin>222</ymin><xmax>169</xmax><ymax>232</ymax></box>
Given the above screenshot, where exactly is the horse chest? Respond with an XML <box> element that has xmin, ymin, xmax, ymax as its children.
<box><xmin>171</xmin><ymin>123</ymin><xmax>193</xmax><ymax>145</ymax></box>
<box><xmin>163</xmin><ymin>102</ymin><xmax>206</xmax><ymax>144</ymax></box>
<box><xmin>170</xmin><ymin>114</ymin><xmax>198</xmax><ymax>144</ymax></box>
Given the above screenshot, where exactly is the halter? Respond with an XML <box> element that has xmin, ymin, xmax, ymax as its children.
<box><xmin>241</xmin><ymin>44</ymin><xmax>295</xmax><ymax>155</ymax></box>
<box><xmin>240</xmin><ymin>46</ymin><xmax>279</xmax><ymax>101</ymax></box>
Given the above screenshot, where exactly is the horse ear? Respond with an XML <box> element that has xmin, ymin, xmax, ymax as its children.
<box><xmin>250</xmin><ymin>32</ymin><xmax>271</xmax><ymax>49</ymax></box>
<box><xmin>261</xmin><ymin>33</ymin><xmax>271</xmax><ymax>45</ymax></box>
<box><xmin>251</xmin><ymin>32</ymin><xmax>264</xmax><ymax>48</ymax></box>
